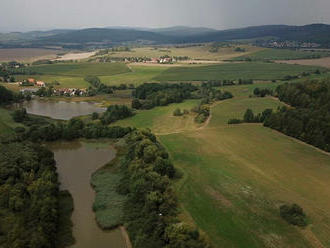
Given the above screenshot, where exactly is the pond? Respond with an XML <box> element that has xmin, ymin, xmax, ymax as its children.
<box><xmin>19</xmin><ymin>99</ymin><xmax>106</xmax><ymax>120</ymax></box>
<box><xmin>48</xmin><ymin>141</ymin><xmax>127</xmax><ymax>248</ymax></box>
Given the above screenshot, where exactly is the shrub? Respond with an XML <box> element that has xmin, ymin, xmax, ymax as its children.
<box><xmin>173</xmin><ymin>108</ymin><xmax>183</xmax><ymax>116</ymax></box>
<box><xmin>280</xmin><ymin>204</ymin><xmax>307</xmax><ymax>227</ymax></box>
<box><xmin>228</xmin><ymin>119</ymin><xmax>243</xmax><ymax>124</ymax></box>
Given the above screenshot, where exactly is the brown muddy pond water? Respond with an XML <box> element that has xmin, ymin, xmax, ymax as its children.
<box><xmin>48</xmin><ymin>141</ymin><xmax>126</xmax><ymax>248</ymax></box>
<box><xmin>20</xmin><ymin>99</ymin><xmax>106</xmax><ymax>120</ymax></box>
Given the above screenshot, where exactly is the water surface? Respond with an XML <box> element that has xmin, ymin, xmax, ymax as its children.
<box><xmin>48</xmin><ymin>141</ymin><xmax>126</xmax><ymax>248</ymax></box>
<box><xmin>22</xmin><ymin>99</ymin><xmax>105</xmax><ymax>120</ymax></box>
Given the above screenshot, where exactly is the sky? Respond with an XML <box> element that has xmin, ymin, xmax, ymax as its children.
<box><xmin>1</xmin><ymin>0</ymin><xmax>330</xmax><ymax>32</ymax></box>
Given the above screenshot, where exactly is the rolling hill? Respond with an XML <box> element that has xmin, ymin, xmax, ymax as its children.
<box><xmin>1</xmin><ymin>24</ymin><xmax>330</xmax><ymax>48</ymax></box>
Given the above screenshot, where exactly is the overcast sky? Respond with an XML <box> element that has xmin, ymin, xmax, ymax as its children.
<box><xmin>1</xmin><ymin>0</ymin><xmax>330</xmax><ymax>32</ymax></box>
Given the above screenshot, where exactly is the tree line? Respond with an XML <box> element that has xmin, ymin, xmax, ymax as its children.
<box><xmin>264</xmin><ymin>79</ymin><xmax>330</xmax><ymax>152</ymax></box>
<box><xmin>115</xmin><ymin>130</ymin><xmax>211</xmax><ymax>248</ymax></box>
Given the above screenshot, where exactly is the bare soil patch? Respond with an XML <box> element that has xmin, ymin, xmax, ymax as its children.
<box><xmin>277</xmin><ymin>57</ymin><xmax>330</xmax><ymax>68</ymax></box>
<box><xmin>0</xmin><ymin>48</ymin><xmax>60</xmax><ymax>62</ymax></box>
<box><xmin>54</xmin><ymin>51</ymin><xmax>96</xmax><ymax>61</ymax></box>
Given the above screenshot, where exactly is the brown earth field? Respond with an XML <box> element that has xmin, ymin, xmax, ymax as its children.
<box><xmin>0</xmin><ymin>48</ymin><xmax>61</xmax><ymax>62</ymax></box>
<box><xmin>277</xmin><ymin>57</ymin><xmax>330</xmax><ymax>69</ymax></box>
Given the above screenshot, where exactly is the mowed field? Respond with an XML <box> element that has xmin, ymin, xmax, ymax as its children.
<box><xmin>231</xmin><ymin>48</ymin><xmax>330</xmax><ymax>61</ymax></box>
<box><xmin>154</xmin><ymin>62</ymin><xmax>325</xmax><ymax>81</ymax></box>
<box><xmin>113</xmin><ymin>82</ymin><xmax>330</xmax><ymax>248</ymax></box>
<box><xmin>0</xmin><ymin>48</ymin><xmax>61</xmax><ymax>62</ymax></box>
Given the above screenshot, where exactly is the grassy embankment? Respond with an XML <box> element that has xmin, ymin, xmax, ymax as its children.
<box><xmin>0</xmin><ymin>107</ymin><xmax>25</xmax><ymax>137</ymax></box>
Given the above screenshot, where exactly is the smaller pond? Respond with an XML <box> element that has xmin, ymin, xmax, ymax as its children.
<box><xmin>18</xmin><ymin>99</ymin><xmax>106</xmax><ymax>120</ymax></box>
<box><xmin>48</xmin><ymin>140</ymin><xmax>127</xmax><ymax>248</ymax></box>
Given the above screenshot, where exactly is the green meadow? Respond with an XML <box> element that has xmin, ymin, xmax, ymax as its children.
<box><xmin>112</xmin><ymin>80</ymin><xmax>330</xmax><ymax>247</ymax></box>
<box><xmin>153</xmin><ymin>62</ymin><xmax>325</xmax><ymax>81</ymax></box>
<box><xmin>232</xmin><ymin>48</ymin><xmax>330</xmax><ymax>61</ymax></box>
<box><xmin>31</xmin><ymin>62</ymin><xmax>130</xmax><ymax>76</ymax></box>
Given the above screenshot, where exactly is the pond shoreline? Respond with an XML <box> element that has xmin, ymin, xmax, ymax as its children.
<box><xmin>49</xmin><ymin>139</ymin><xmax>128</xmax><ymax>248</ymax></box>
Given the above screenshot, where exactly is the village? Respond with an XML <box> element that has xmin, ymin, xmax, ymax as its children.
<box><xmin>18</xmin><ymin>77</ymin><xmax>88</xmax><ymax>97</ymax></box>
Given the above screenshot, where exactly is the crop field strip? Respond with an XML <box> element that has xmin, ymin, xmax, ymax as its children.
<box><xmin>153</xmin><ymin>62</ymin><xmax>326</xmax><ymax>81</ymax></box>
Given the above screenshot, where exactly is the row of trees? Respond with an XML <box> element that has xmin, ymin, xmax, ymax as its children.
<box><xmin>12</xmin><ymin>111</ymin><xmax>132</xmax><ymax>142</ymax></box>
<box><xmin>264</xmin><ymin>79</ymin><xmax>330</xmax><ymax>151</ymax></box>
<box><xmin>116</xmin><ymin>130</ymin><xmax>211</xmax><ymax>248</ymax></box>
<box><xmin>253</xmin><ymin>87</ymin><xmax>273</xmax><ymax>97</ymax></box>
<box><xmin>228</xmin><ymin>108</ymin><xmax>273</xmax><ymax>124</ymax></box>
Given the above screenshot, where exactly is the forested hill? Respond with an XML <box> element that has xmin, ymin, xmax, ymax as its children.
<box><xmin>38</xmin><ymin>28</ymin><xmax>171</xmax><ymax>44</ymax></box>
<box><xmin>183</xmin><ymin>24</ymin><xmax>330</xmax><ymax>45</ymax></box>
<box><xmin>1</xmin><ymin>24</ymin><xmax>330</xmax><ymax>47</ymax></box>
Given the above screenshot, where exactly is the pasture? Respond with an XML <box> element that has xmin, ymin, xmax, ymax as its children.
<box><xmin>153</xmin><ymin>62</ymin><xmax>325</xmax><ymax>81</ymax></box>
<box><xmin>112</xmin><ymin>80</ymin><xmax>330</xmax><ymax>247</ymax></box>
<box><xmin>232</xmin><ymin>48</ymin><xmax>330</xmax><ymax>61</ymax></box>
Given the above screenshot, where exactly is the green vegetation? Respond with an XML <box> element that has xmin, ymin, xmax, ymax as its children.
<box><xmin>280</xmin><ymin>204</ymin><xmax>307</xmax><ymax>227</ymax></box>
<box><xmin>91</xmin><ymin>153</ymin><xmax>127</xmax><ymax>229</ymax></box>
<box><xmin>115</xmin><ymin>130</ymin><xmax>210</xmax><ymax>248</ymax></box>
<box><xmin>154</xmin><ymin>62</ymin><xmax>325</xmax><ymax>81</ymax></box>
<box><xmin>56</xmin><ymin>191</ymin><xmax>75</xmax><ymax>247</ymax></box>
<box><xmin>30</xmin><ymin>62</ymin><xmax>130</xmax><ymax>77</ymax></box>
<box><xmin>0</xmin><ymin>142</ymin><xmax>59</xmax><ymax>248</ymax></box>
<box><xmin>265</xmin><ymin>79</ymin><xmax>330</xmax><ymax>151</ymax></box>
<box><xmin>232</xmin><ymin>48</ymin><xmax>330</xmax><ymax>61</ymax></box>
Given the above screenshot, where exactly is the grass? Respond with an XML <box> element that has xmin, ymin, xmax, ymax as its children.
<box><xmin>91</xmin><ymin>149</ymin><xmax>127</xmax><ymax>229</ymax></box>
<box><xmin>100</xmin><ymin>65</ymin><xmax>168</xmax><ymax>86</ymax></box>
<box><xmin>112</xmin><ymin>79</ymin><xmax>330</xmax><ymax>247</ymax></box>
<box><xmin>31</xmin><ymin>62</ymin><xmax>130</xmax><ymax>77</ymax></box>
<box><xmin>153</xmin><ymin>62</ymin><xmax>325</xmax><ymax>81</ymax></box>
<box><xmin>114</xmin><ymin>99</ymin><xmax>200</xmax><ymax>134</ymax></box>
<box><xmin>231</xmin><ymin>48</ymin><xmax>330</xmax><ymax>61</ymax></box>
<box><xmin>156</xmin><ymin>92</ymin><xmax>330</xmax><ymax>247</ymax></box>
<box><xmin>0</xmin><ymin>107</ymin><xmax>25</xmax><ymax>136</ymax></box>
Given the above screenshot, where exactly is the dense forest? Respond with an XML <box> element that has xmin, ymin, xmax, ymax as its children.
<box><xmin>264</xmin><ymin>79</ymin><xmax>330</xmax><ymax>151</ymax></box>
<box><xmin>0</xmin><ymin>142</ymin><xmax>59</xmax><ymax>247</ymax></box>
<box><xmin>116</xmin><ymin>130</ymin><xmax>211</xmax><ymax>248</ymax></box>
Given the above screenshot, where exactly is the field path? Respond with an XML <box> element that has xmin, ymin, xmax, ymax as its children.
<box><xmin>300</xmin><ymin>227</ymin><xmax>326</xmax><ymax>248</ymax></box>
<box><xmin>120</xmin><ymin>226</ymin><xmax>132</xmax><ymax>248</ymax></box>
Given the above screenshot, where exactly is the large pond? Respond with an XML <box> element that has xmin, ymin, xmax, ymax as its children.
<box><xmin>19</xmin><ymin>99</ymin><xmax>106</xmax><ymax>120</ymax></box>
<box><xmin>48</xmin><ymin>141</ymin><xmax>127</xmax><ymax>248</ymax></box>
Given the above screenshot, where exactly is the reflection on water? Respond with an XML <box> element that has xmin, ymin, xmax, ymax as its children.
<box><xmin>48</xmin><ymin>141</ymin><xmax>126</xmax><ymax>248</ymax></box>
<box><xmin>20</xmin><ymin>99</ymin><xmax>106</xmax><ymax>120</ymax></box>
